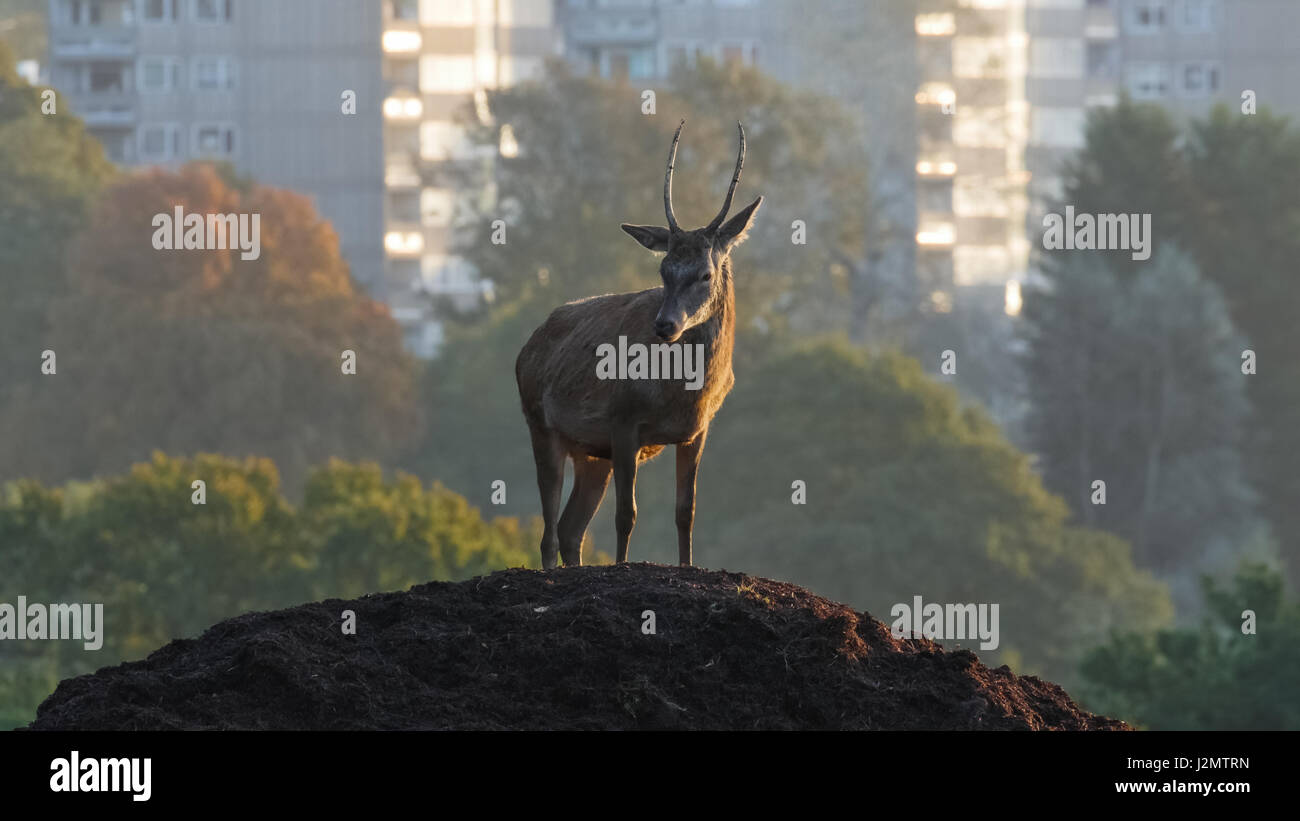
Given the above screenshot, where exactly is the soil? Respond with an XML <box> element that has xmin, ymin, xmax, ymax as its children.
<box><xmin>29</xmin><ymin>563</ymin><xmax>1127</xmax><ymax>730</ymax></box>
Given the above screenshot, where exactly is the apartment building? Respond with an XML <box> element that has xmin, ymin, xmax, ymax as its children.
<box><xmin>45</xmin><ymin>0</ymin><xmax>558</xmax><ymax>358</ymax></box>
<box><xmin>914</xmin><ymin>0</ymin><xmax>1031</xmax><ymax>318</ymax></box>
<box><xmin>380</xmin><ymin>0</ymin><xmax>558</xmax><ymax>356</ymax></box>
<box><xmin>47</xmin><ymin>0</ymin><xmax>387</xmax><ymax>296</ymax></box>
<box><xmin>557</xmin><ymin>0</ymin><xmax>766</xmax><ymax>81</ymax></box>
<box><xmin>1112</xmin><ymin>0</ymin><xmax>1300</xmax><ymax>118</ymax></box>
<box><xmin>1020</xmin><ymin>0</ymin><xmax>1300</xmax><ymax>274</ymax></box>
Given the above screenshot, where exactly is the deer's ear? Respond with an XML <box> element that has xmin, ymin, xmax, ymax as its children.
<box><xmin>715</xmin><ymin>196</ymin><xmax>763</xmax><ymax>250</ymax></box>
<box><xmin>620</xmin><ymin>224</ymin><xmax>671</xmax><ymax>252</ymax></box>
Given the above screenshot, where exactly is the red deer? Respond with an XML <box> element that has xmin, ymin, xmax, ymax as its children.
<box><xmin>516</xmin><ymin>120</ymin><xmax>762</xmax><ymax>568</ymax></box>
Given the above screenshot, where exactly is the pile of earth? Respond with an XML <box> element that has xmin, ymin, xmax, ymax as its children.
<box><xmin>29</xmin><ymin>563</ymin><xmax>1126</xmax><ymax>730</ymax></box>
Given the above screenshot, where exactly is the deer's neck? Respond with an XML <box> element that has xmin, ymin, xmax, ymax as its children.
<box><xmin>693</xmin><ymin>259</ymin><xmax>736</xmax><ymax>375</ymax></box>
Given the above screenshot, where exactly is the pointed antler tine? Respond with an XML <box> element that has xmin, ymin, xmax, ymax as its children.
<box><xmin>706</xmin><ymin>121</ymin><xmax>746</xmax><ymax>234</ymax></box>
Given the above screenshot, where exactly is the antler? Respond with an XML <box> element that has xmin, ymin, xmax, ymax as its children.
<box><xmin>706</xmin><ymin>121</ymin><xmax>746</xmax><ymax>234</ymax></box>
<box><xmin>664</xmin><ymin>119</ymin><xmax>685</xmax><ymax>234</ymax></box>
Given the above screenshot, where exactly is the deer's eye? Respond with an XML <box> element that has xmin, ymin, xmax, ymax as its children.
<box><xmin>702</xmin><ymin>273</ymin><xmax>712</xmax><ymax>283</ymax></box>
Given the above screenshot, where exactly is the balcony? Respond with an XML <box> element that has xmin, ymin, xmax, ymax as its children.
<box><xmin>79</xmin><ymin>105</ymin><xmax>136</xmax><ymax>128</ymax></box>
<box><xmin>50</xmin><ymin>28</ymin><xmax>137</xmax><ymax>59</ymax></box>
<box><xmin>1085</xmin><ymin>4</ymin><xmax>1119</xmax><ymax>38</ymax></box>
<box><xmin>565</xmin><ymin>12</ymin><xmax>658</xmax><ymax>46</ymax></box>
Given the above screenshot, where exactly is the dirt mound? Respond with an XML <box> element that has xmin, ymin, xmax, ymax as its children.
<box><xmin>29</xmin><ymin>564</ymin><xmax>1125</xmax><ymax>730</ymax></box>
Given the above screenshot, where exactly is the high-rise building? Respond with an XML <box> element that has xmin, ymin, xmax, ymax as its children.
<box><xmin>380</xmin><ymin>0</ymin><xmax>558</xmax><ymax>356</ymax></box>
<box><xmin>1022</xmin><ymin>0</ymin><xmax>1300</xmax><ymax>275</ymax></box>
<box><xmin>914</xmin><ymin>0</ymin><xmax>1030</xmax><ymax>316</ymax></box>
<box><xmin>47</xmin><ymin>0</ymin><xmax>387</xmax><ymax>299</ymax></box>
<box><xmin>45</xmin><ymin>0</ymin><xmax>559</xmax><ymax>358</ymax></box>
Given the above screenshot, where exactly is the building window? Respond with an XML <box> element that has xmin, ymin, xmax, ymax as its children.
<box><xmin>1180</xmin><ymin>0</ymin><xmax>1213</xmax><ymax>31</ymax></box>
<box><xmin>915</xmin><ymin>13</ymin><xmax>956</xmax><ymax>36</ymax></box>
<box><xmin>420</xmin><ymin>55</ymin><xmax>475</xmax><ymax>93</ymax></box>
<box><xmin>63</xmin><ymin>0</ymin><xmax>136</xmax><ymax>25</ymax></box>
<box><xmin>419</xmin><ymin>120</ymin><xmax>470</xmax><ymax>161</ymax></box>
<box><xmin>1031</xmin><ymin>107</ymin><xmax>1086</xmax><ymax>148</ymax></box>
<box><xmin>140</xmin><ymin>0</ymin><xmax>178</xmax><ymax>21</ymax></box>
<box><xmin>422</xmin><ymin>0</ymin><xmax>473</xmax><ymax>26</ymax></box>
<box><xmin>1030</xmin><ymin>39</ymin><xmax>1084</xmax><ymax>79</ymax></box>
<box><xmin>953</xmin><ymin>38</ymin><xmax>1008</xmax><ymax>78</ymax></box>
<box><xmin>192</xmin><ymin>57</ymin><xmax>236</xmax><ymax>90</ymax></box>
<box><xmin>388</xmin><ymin>190</ymin><xmax>420</xmax><ymax>223</ymax></box>
<box><xmin>138</xmin><ymin>123</ymin><xmax>182</xmax><ymax>161</ymax></box>
<box><xmin>88</xmin><ymin>61</ymin><xmax>128</xmax><ymax>92</ymax></box>
<box><xmin>388</xmin><ymin>0</ymin><xmax>418</xmax><ymax>21</ymax></box>
<box><xmin>193</xmin><ymin>0</ymin><xmax>232</xmax><ymax>22</ymax></box>
<box><xmin>1127</xmin><ymin>0</ymin><xmax>1167</xmax><ymax>33</ymax></box>
<box><xmin>1086</xmin><ymin>42</ymin><xmax>1116</xmax><ymax>78</ymax></box>
<box><xmin>1180</xmin><ymin>61</ymin><xmax>1220</xmax><ymax>95</ymax></box>
<box><xmin>604</xmin><ymin>48</ymin><xmax>656</xmax><ymax>80</ymax></box>
<box><xmin>421</xmin><ymin>189</ymin><xmax>454</xmax><ymax>228</ymax></box>
<box><xmin>953</xmin><ymin>106</ymin><xmax>1008</xmax><ymax>148</ymax></box>
<box><xmin>193</xmin><ymin>123</ymin><xmax>237</xmax><ymax>157</ymax></box>
<box><xmin>138</xmin><ymin>57</ymin><xmax>181</xmax><ymax>92</ymax></box>
<box><xmin>1125</xmin><ymin>62</ymin><xmax>1170</xmax><ymax>99</ymax></box>
<box><xmin>954</xmin><ymin>177</ymin><xmax>1008</xmax><ymax>218</ymax></box>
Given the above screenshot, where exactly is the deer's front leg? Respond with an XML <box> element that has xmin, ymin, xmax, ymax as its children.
<box><xmin>675</xmin><ymin>428</ymin><xmax>708</xmax><ymax>566</ymax></box>
<box><xmin>611</xmin><ymin>424</ymin><xmax>640</xmax><ymax>563</ymax></box>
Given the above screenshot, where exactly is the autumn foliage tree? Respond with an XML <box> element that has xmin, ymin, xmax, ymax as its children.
<box><xmin>0</xmin><ymin>163</ymin><xmax>419</xmax><ymax>490</ymax></box>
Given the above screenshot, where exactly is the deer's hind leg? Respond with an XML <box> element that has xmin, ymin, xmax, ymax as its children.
<box><xmin>528</xmin><ymin>425</ymin><xmax>567</xmax><ymax>569</ymax></box>
<box><xmin>558</xmin><ymin>454</ymin><xmax>612</xmax><ymax>567</ymax></box>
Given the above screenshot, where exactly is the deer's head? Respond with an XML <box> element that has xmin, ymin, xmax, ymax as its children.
<box><xmin>621</xmin><ymin>121</ymin><xmax>762</xmax><ymax>342</ymax></box>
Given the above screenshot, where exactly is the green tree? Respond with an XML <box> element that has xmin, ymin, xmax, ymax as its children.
<box><xmin>0</xmin><ymin>41</ymin><xmax>114</xmax><ymax>405</ymax></box>
<box><xmin>301</xmin><ymin>459</ymin><xmax>537</xmax><ymax>601</ymax></box>
<box><xmin>1080</xmin><ymin>562</ymin><xmax>1300</xmax><ymax>730</ymax></box>
<box><xmin>1180</xmin><ymin>106</ymin><xmax>1300</xmax><ymax>588</ymax></box>
<box><xmin>1020</xmin><ymin>247</ymin><xmax>1261</xmax><ymax>609</ymax></box>
<box><xmin>1021</xmin><ymin>99</ymin><xmax>1278</xmax><ymax>606</ymax></box>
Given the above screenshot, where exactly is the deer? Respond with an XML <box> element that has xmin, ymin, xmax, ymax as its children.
<box><xmin>515</xmin><ymin>120</ymin><xmax>762</xmax><ymax>569</ymax></box>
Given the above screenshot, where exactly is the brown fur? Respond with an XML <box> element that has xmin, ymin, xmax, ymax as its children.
<box><xmin>516</xmin><ymin>122</ymin><xmax>761</xmax><ymax>568</ymax></box>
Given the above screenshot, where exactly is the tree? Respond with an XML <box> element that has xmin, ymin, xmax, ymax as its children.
<box><xmin>1181</xmin><ymin>107</ymin><xmax>1300</xmax><ymax>588</ymax></box>
<box><xmin>1020</xmin><ymin>247</ymin><xmax>1260</xmax><ymax>610</ymax></box>
<box><xmin>0</xmin><ymin>163</ymin><xmax>419</xmax><ymax>491</ymax></box>
<box><xmin>301</xmin><ymin>459</ymin><xmax>537</xmax><ymax>601</ymax></box>
<box><xmin>1080</xmin><ymin>562</ymin><xmax>1300</xmax><ymax>730</ymax></box>
<box><xmin>1024</xmin><ymin>99</ymin><xmax>1300</xmax><ymax>592</ymax></box>
<box><xmin>0</xmin><ymin>42</ymin><xmax>115</xmax><ymax>406</ymax></box>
